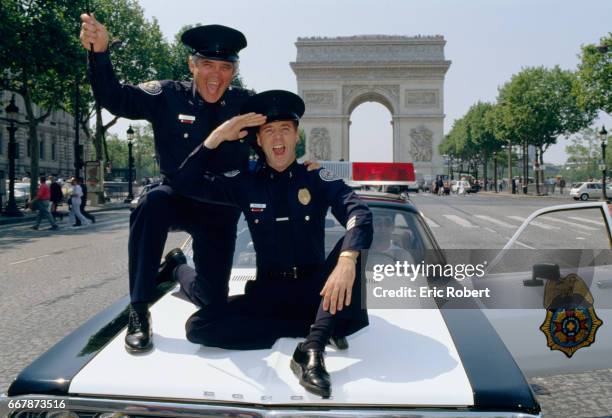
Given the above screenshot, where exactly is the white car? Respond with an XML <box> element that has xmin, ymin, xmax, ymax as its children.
<box><xmin>5</xmin><ymin>195</ymin><xmax>612</xmax><ymax>417</ymax></box>
<box><xmin>451</xmin><ymin>180</ymin><xmax>471</xmax><ymax>194</ymax></box>
<box><xmin>569</xmin><ymin>181</ymin><xmax>612</xmax><ymax>201</ymax></box>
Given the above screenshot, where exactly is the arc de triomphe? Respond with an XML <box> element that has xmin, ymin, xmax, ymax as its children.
<box><xmin>290</xmin><ymin>35</ymin><xmax>451</xmax><ymax>175</ymax></box>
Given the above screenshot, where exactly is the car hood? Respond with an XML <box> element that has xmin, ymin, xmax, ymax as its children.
<box><xmin>68</xmin><ymin>269</ymin><xmax>474</xmax><ymax>407</ymax></box>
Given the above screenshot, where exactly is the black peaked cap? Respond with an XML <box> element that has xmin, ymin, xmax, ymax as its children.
<box><xmin>181</xmin><ymin>24</ymin><xmax>246</xmax><ymax>62</ymax></box>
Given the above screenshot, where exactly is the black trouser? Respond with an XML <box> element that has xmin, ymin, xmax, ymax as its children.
<box><xmin>129</xmin><ymin>183</ymin><xmax>240</xmax><ymax>304</ymax></box>
<box><xmin>179</xmin><ymin>240</ymin><xmax>368</xmax><ymax>350</ymax></box>
<box><xmin>80</xmin><ymin>200</ymin><xmax>95</xmax><ymax>222</ymax></box>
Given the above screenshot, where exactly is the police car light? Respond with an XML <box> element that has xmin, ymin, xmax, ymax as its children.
<box><xmin>351</xmin><ymin>162</ymin><xmax>415</xmax><ymax>185</ymax></box>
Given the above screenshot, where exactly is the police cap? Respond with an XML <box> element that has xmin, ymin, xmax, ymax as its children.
<box><xmin>241</xmin><ymin>90</ymin><xmax>305</xmax><ymax>124</ymax></box>
<box><xmin>181</xmin><ymin>24</ymin><xmax>246</xmax><ymax>62</ymax></box>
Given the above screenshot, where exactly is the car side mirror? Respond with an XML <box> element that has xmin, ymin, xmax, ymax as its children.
<box><xmin>523</xmin><ymin>263</ymin><xmax>560</xmax><ymax>287</ymax></box>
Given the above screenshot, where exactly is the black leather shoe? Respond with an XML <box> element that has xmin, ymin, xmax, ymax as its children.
<box><xmin>329</xmin><ymin>335</ymin><xmax>349</xmax><ymax>350</ymax></box>
<box><xmin>155</xmin><ymin>248</ymin><xmax>187</xmax><ymax>286</ymax></box>
<box><xmin>290</xmin><ymin>343</ymin><xmax>331</xmax><ymax>398</ymax></box>
<box><xmin>125</xmin><ymin>306</ymin><xmax>153</xmax><ymax>353</ymax></box>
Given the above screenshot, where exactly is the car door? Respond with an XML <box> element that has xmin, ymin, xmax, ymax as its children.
<box><xmin>479</xmin><ymin>202</ymin><xmax>612</xmax><ymax>376</ymax></box>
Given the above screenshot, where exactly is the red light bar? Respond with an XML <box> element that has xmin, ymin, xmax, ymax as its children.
<box><xmin>352</xmin><ymin>162</ymin><xmax>415</xmax><ymax>185</ymax></box>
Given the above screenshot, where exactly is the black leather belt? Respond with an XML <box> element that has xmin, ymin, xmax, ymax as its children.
<box><xmin>264</xmin><ymin>264</ymin><xmax>322</xmax><ymax>280</ymax></box>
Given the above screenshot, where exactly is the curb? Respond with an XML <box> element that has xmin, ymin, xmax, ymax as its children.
<box><xmin>0</xmin><ymin>203</ymin><xmax>129</xmax><ymax>226</ymax></box>
<box><xmin>477</xmin><ymin>191</ymin><xmax>571</xmax><ymax>200</ymax></box>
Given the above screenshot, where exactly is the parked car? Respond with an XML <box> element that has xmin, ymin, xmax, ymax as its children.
<box><xmin>6</xmin><ymin>193</ymin><xmax>612</xmax><ymax>417</ymax></box>
<box><xmin>13</xmin><ymin>182</ymin><xmax>31</xmax><ymax>208</ymax></box>
<box><xmin>569</xmin><ymin>181</ymin><xmax>612</xmax><ymax>201</ymax></box>
<box><xmin>405</xmin><ymin>180</ymin><xmax>420</xmax><ymax>192</ymax></box>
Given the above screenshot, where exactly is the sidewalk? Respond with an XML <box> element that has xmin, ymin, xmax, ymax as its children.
<box><xmin>0</xmin><ymin>201</ymin><xmax>130</xmax><ymax>226</ymax></box>
<box><xmin>478</xmin><ymin>190</ymin><xmax>572</xmax><ymax>200</ymax></box>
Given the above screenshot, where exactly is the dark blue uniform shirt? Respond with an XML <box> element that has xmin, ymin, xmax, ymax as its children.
<box><xmin>172</xmin><ymin>146</ymin><xmax>374</xmax><ymax>272</ymax></box>
<box><xmin>88</xmin><ymin>51</ymin><xmax>254</xmax><ymax>178</ymax></box>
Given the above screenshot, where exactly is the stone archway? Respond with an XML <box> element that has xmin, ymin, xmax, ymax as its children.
<box><xmin>290</xmin><ymin>35</ymin><xmax>451</xmax><ymax>175</ymax></box>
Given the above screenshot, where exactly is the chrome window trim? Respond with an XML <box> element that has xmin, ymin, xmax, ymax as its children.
<box><xmin>1</xmin><ymin>394</ymin><xmax>541</xmax><ymax>418</ymax></box>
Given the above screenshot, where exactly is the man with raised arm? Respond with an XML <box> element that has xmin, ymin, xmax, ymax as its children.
<box><xmin>80</xmin><ymin>15</ymin><xmax>264</xmax><ymax>353</ymax></box>
<box><xmin>172</xmin><ymin>90</ymin><xmax>373</xmax><ymax>398</ymax></box>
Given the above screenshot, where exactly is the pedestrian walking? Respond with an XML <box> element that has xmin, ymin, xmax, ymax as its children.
<box><xmin>75</xmin><ymin>177</ymin><xmax>96</xmax><ymax>225</ymax></box>
<box><xmin>49</xmin><ymin>176</ymin><xmax>64</xmax><ymax>221</ymax></box>
<box><xmin>32</xmin><ymin>176</ymin><xmax>58</xmax><ymax>230</ymax></box>
<box><xmin>68</xmin><ymin>177</ymin><xmax>91</xmax><ymax>227</ymax></box>
<box><xmin>559</xmin><ymin>178</ymin><xmax>566</xmax><ymax>195</ymax></box>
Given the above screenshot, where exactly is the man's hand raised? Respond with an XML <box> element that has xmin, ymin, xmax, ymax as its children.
<box><xmin>80</xmin><ymin>13</ymin><xmax>109</xmax><ymax>52</ymax></box>
<box><xmin>204</xmin><ymin>113</ymin><xmax>266</xmax><ymax>149</ymax></box>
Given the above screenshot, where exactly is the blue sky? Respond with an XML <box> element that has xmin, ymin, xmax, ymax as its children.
<box><xmin>106</xmin><ymin>0</ymin><xmax>612</xmax><ymax>164</ymax></box>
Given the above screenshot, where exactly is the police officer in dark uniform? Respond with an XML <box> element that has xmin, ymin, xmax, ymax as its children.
<box><xmin>80</xmin><ymin>15</ymin><xmax>266</xmax><ymax>353</ymax></box>
<box><xmin>172</xmin><ymin>90</ymin><xmax>373</xmax><ymax>398</ymax></box>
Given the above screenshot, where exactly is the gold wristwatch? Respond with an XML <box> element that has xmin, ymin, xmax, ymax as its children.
<box><xmin>339</xmin><ymin>250</ymin><xmax>358</xmax><ymax>264</ymax></box>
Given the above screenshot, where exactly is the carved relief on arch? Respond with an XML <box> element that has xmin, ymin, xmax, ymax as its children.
<box><xmin>342</xmin><ymin>85</ymin><xmax>399</xmax><ymax>114</ymax></box>
<box><xmin>308</xmin><ymin>127</ymin><xmax>332</xmax><ymax>160</ymax></box>
<box><xmin>409</xmin><ymin>125</ymin><xmax>433</xmax><ymax>162</ymax></box>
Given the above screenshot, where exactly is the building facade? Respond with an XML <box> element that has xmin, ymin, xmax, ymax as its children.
<box><xmin>0</xmin><ymin>90</ymin><xmax>91</xmax><ymax>181</ymax></box>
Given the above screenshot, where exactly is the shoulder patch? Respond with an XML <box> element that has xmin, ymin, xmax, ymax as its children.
<box><xmin>223</xmin><ymin>170</ymin><xmax>241</xmax><ymax>178</ymax></box>
<box><xmin>319</xmin><ymin>168</ymin><xmax>339</xmax><ymax>182</ymax></box>
<box><xmin>138</xmin><ymin>80</ymin><xmax>162</xmax><ymax>96</ymax></box>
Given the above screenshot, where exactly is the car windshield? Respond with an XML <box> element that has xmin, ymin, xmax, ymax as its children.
<box><xmin>229</xmin><ymin>204</ymin><xmax>437</xmax><ymax>270</ymax></box>
<box><xmin>571</xmin><ymin>182</ymin><xmax>584</xmax><ymax>188</ymax></box>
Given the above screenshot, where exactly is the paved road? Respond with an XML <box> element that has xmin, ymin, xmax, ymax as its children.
<box><xmin>1</xmin><ymin>196</ymin><xmax>611</xmax><ymax>417</ymax></box>
<box><xmin>411</xmin><ymin>192</ymin><xmax>608</xmax><ymax>250</ymax></box>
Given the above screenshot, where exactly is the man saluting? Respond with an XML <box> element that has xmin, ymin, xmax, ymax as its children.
<box><xmin>172</xmin><ymin>90</ymin><xmax>373</xmax><ymax>398</ymax></box>
<box><xmin>80</xmin><ymin>15</ymin><xmax>264</xmax><ymax>353</ymax></box>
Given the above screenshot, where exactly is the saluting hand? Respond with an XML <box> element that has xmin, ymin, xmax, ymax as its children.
<box><xmin>80</xmin><ymin>13</ymin><xmax>109</xmax><ymax>52</ymax></box>
<box><xmin>204</xmin><ymin>113</ymin><xmax>266</xmax><ymax>149</ymax></box>
<box><xmin>320</xmin><ymin>256</ymin><xmax>357</xmax><ymax>315</ymax></box>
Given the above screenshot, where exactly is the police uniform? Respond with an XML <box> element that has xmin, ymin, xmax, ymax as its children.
<box><xmin>88</xmin><ymin>25</ymin><xmax>253</xmax><ymax>306</ymax></box>
<box><xmin>172</xmin><ymin>91</ymin><xmax>373</xmax><ymax>351</ymax></box>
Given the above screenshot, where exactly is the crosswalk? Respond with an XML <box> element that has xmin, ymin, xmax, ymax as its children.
<box><xmin>420</xmin><ymin>212</ymin><xmax>605</xmax><ymax>235</ymax></box>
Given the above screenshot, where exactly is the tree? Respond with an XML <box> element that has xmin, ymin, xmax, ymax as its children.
<box><xmin>464</xmin><ymin>102</ymin><xmax>503</xmax><ymax>184</ymax></box>
<box><xmin>296</xmin><ymin>128</ymin><xmax>306</xmax><ymax>159</ymax></box>
<box><xmin>564</xmin><ymin>127</ymin><xmax>609</xmax><ymax>181</ymax></box>
<box><xmin>0</xmin><ymin>0</ymin><xmax>83</xmax><ymax>198</ymax></box>
<box><xmin>576</xmin><ymin>33</ymin><xmax>612</xmax><ymax>115</ymax></box>
<box><xmin>495</xmin><ymin>66</ymin><xmax>594</xmax><ymax>193</ymax></box>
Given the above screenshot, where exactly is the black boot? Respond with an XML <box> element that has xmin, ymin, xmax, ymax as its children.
<box><xmin>329</xmin><ymin>335</ymin><xmax>349</xmax><ymax>350</ymax></box>
<box><xmin>290</xmin><ymin>343</ymin><xmax>331</xmax><ymax>398</ymax></box>
<box><xmin>125</xmin><ymin>305</ymin><xmax>153</xmax><ymax>353</ymax></box>
<box><xmin>155</xmin><ymin>248</ymin><xmax>187</xmax><ymax>286</ymax></box>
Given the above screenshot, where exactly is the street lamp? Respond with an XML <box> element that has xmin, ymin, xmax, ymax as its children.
<box><xmin>599</xmin><ymin>125</ymin><xmax>608</xmax><ymax>201</ymax></box>
<box><xmin>4</xmin><ymin>95</ymin><xmax>24</xmax><ymax>217</ymax></box>
<box><xmin>125</xmin><ymin>125</ymin><xmax>135</xmax><ymax>203</ymax></box>
<box><xmin>493</xmin><ymin>151</ymin><xmax>498</xmax><ymax>193</ymax></box>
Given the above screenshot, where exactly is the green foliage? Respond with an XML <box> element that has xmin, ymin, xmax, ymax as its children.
<box><xmin>576</xmin><ymin>33</ymin><xmax>612</xmax><ymax>115</ymax></box>
<box><xmin>296</xmin><ymin>128</ymin><xmax>306</xmax><ymax>159</ymax></box>
<box><xmin>168</xmin><ymin>24</ymin><xmax>199</xmax><ymax>81</ymax></box>
<box><xmin>105</xmin><ymin>124</ymin><xmax>156</xmax><ymax>179</ymax></box>
<box><xmin>496</xmin><ymin>66</ymin><xmax>594</xmax><ymax>151</ymax></box>
<box><xmin>564</xmin><ymin>127</ymin><xmax>611</xmax><ymax>181</ymax></box>
<box><xmin>0</xmin><ymin>0</ymin><xmax>83</xmax><ymax>197</ymax></box>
